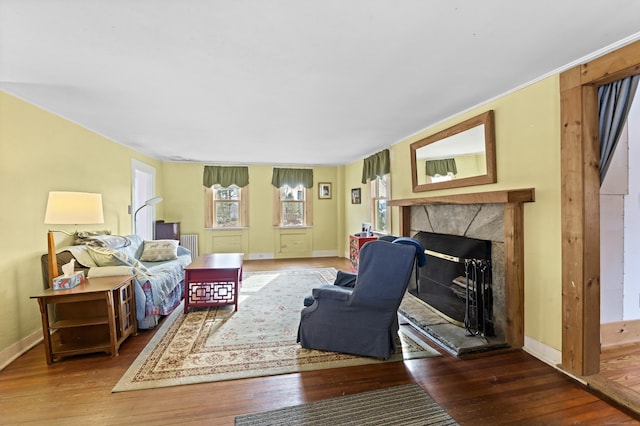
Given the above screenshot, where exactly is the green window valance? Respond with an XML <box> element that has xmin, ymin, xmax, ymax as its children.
<box><xmin>271</xmin><ymin>168</ymin><xmax>314</xmax><ymax>189</ymax></box>
<box><xmin>425</xmin><ymin>158</ymin><xmax>457</xmax><ymax>177</ymax></box>
<box><xmin>203</xmin><ymin>165</ymin><xmax>249</xmax><ymax>188</ymax></box>
<box><xmin>361</xmin><ymin>149</ymin><xmax>390</xmax><ymax>184</ymax></box>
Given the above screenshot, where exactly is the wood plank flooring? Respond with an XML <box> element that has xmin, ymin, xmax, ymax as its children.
<box><xmin>1</xmin><ymin>257</ymin><xmax>637</xmax><ymax>425</ymax></box>
<box><xmin>584</xmin><ymin>342</ymin><xmax>640</xmax><ymax>417</ymax></box>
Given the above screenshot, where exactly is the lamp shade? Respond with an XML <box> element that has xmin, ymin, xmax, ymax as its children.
<box><xmin>143</xmin><ymin>196</ymin><xmax>163</xmax><ymax>207</ymax></box>
<box><xmin>44</xmin><ymin>191</ymin><xmax>104</xmax><ymax>225</ymax></box>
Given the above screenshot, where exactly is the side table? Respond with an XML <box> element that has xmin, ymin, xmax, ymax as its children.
<box><xmin>184</xmin><ymin>253</ymin><xmax>244</xmax><ymax>313</ymax></box>
<box><xmin>30</xmin><ymin>275</ymin><xmax>137</xmax><ymax>364</ymax></box>
<box><xmin>349</xmin><ymin>235</ymin><xmax>378</xmax><ymax>272</ymax></box>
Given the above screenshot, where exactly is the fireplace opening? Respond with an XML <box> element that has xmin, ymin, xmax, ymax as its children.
<box><xmin>412</xmin><ymin>232</ymin><xmax>494</xmax><ymax>336</ymax></box>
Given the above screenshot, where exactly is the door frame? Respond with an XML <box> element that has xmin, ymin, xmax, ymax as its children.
<box><xmin>560</xmin><ymin>39</ymin><xmax>640</xmax><ymax>376</ymax></box>
<box><xmin>131</xmin><ymin>159</ymin><xmax>157</xmax><ymax>239</ymax></box>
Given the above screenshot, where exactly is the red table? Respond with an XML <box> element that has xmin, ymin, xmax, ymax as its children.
<box><xmin>184</xmin><ymin>253</ymin><xmax>244</xmax><ymax>313</ymax></box>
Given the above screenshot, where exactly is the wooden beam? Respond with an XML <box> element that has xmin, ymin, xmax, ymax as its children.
<box><xmin>559</xmin><ymin>39</ymin><xmax>640</xmax><ymax>377</ymax></box>
<box><xmin>388</xmin><ymin>188</ymin><xmax>535</xmax><ymax>207</ymax></box>
<box><xmin>504</xmin><ymin>202</ymin><xmax>525</xmax><ymax>348</ymax></box>
<box><xmin>580</xmin><ymin>40</ymin><xmax>640</xmax><ymax>86</ymax></box>
<box><xmin>561</xmin><ymin>69</ymin><xmax>587</xmax><ymax>375</ymax></box>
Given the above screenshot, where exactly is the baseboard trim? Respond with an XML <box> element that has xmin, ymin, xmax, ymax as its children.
<box><xmin>523</xmin><ymin>336</ymin><xmax>587</xmax><ymax>385</ymax></box>
<box><xmin>311</xmin><ymin>250</ymin><xmax>339</xmax><ymax>257</ymax></box>
<box><xmin>523</xmin><ymin>336</ymin><xmax>562</xmax><ymax>365</ymax></box>
<box><xmin>0</xmin><ymin>330</ymin><xmax>42</xmax><ymax>371</ymax></box>
<box><xmin>601</xmin><ymin>319</ymin><xmax>640</xmax><ymax>348</ymax></box>
<box><xmin>247</xmin><ymin>253</ymin><xmax>275</xmax><ymax>260</ymax></box>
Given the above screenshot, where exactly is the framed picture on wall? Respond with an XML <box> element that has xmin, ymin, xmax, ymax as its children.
<box><xmin>351</xmin><ymin>188</ymin><xmax>361</xmax><ymax>204</ymax></box>
<box><xmin>318</xmin><ymin>182</ymin><xmax>332</xmax><ymax>199</ymax></box>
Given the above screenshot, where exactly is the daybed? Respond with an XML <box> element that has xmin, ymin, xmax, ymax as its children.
<box><xmin>41</xmin><ymin>234</ymin><xmax>192</xmax><ymax>329</ymax></box>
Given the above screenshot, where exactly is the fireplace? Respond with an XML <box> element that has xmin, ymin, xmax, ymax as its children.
<box><xmin>389</xmin><ymin>188</ymin><xmax>535</xmax><ymax>353</ymax></box>
<box><xmin>412</xmin><ymin>232</ymin><xmax>494</xmax><ymax>337</ymax></box>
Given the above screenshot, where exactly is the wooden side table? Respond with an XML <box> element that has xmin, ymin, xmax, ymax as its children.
<box><xmin>349</xmin><ymin>235</ymin><xmax>378</xmax><ymax>272</ymax></box>
<box><xmin>184</xmin><ymin>253</ymin><xmax>244</xmax><ymax>313</ymax></box>
<box><xmin>30</xmin><ymin>275</ymin><xmax>137</xmax><ymax>364</ymax></box>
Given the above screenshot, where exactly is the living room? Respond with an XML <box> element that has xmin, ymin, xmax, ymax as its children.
<box><xmin>1</xmin><ymin>71</ymin><xmax>566</xmax><ymax>367</ymax></box>
<box><xmin>2</xmin><ymin>2</ymin><xmax>640</xmax><ymax>423</ymax></box>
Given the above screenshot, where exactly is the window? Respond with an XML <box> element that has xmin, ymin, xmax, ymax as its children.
<box><xmin>205</xmin><ymin>184</ymin><xmax>247</xmax><ymax>228</ymax></box>
<box><xmin>279</xmin><ymin>184</ymin><xmax>306</xmax><ymax>226</ymax></box>
<box><xmin>429</xmin><ymin>172</ymin><xmax>455</xmax><ymax>183</ymax></box>
<box><xmin>273</xmin><ymin>184</ymin><xmax>313</xmax><ymax>227</ymax></box>
<box><xmin>370</xmin><ymin>174</ymin><xmax>390</xmax><ymax>233</ymax></box>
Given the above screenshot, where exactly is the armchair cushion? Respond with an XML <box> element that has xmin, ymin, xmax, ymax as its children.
<box><xmin>312</xmin><ymin>285</ymin><xmax>353</xmax><ymax>301</ymax></box>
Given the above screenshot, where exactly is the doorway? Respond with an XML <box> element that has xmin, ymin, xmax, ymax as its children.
<box><xmin>601</xmin><ymin>93</ymin><xmax>640</xmax><ymax>327</ymax></box>
<box><xmin>131</xmin><ymin>159</ymin><xmax>157</xmax><ymax>240</ymax></box>
<box><xmin>560</xmin><ymin>39</ymin><xmax>640</xmax><ymax>376</ymax></box>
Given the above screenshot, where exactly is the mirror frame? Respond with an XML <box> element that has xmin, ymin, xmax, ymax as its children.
<box><xmin>410</xmin><ymin>110</ymin><xmax>496</xmax><ymax>192</ymax></box>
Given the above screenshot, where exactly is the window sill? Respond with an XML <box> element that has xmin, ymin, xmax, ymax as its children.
<box><xmin>205</xmin><ymin>226</ymin><xmax>248</xmax><ymax>231</ymax></box>
<box><xmin>273</xmin><ymin>226</ymin><xmax>312</xmax><ymax>229</ymax></box>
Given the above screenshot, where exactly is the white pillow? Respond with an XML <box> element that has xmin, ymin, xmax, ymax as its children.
<box><xmin>139</xmin><ymin>240</ymin><xmax>179</xmax><ymax>261</ymax></box>
<box><xmin>88</xmin><ymin>266</ymin><xmax>134</xmax><ymax>278</ymax></box>
<box><xmin>87</xmin><ymin>246</ymin><xmax>128</xmax><ymax>267</ymax></box>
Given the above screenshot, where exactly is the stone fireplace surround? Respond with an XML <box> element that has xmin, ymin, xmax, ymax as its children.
<box><xmin>389</xmin><ymin>188</ymin><xmax>535</xmax><ymax>352</ymax></box>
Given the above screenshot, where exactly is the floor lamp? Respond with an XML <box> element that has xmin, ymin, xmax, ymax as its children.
<box><xmin>44</xmin><ymin>191</ymin><xmax>104</xmax><ymax>288</ymax></box>
<box><xmin>133</xmin><ymin>196</ymin><xmax>163</xmax><ymax>236</ymax></box>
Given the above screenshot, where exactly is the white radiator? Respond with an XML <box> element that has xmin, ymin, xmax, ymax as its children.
<box><xmin>180</xmin><ymin>234</ymin><xmax>199</xmax><ymax>260</ymax></box>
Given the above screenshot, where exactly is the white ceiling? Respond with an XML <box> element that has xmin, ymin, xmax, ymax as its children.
<box><xmin>1</xmin><ymin>1</ymin><xmax>640</xmax><ymax>166</ymax></box>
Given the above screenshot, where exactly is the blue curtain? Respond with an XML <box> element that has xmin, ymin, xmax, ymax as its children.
<box><xmin>598</xmin><ymin>74</ymin><xmax>640</xmax><ymax>184</ymax></box>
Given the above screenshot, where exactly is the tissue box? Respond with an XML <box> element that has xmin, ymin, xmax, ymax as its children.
<box><xmin>52</xmin><ymin>271</ymin><xmax>85</xmax><ymax>290</ymax></box>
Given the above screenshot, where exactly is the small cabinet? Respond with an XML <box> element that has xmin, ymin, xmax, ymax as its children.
<box><xmin>155</xmin><ymin>221</ymin><xmax>180</xmax><ymax>240</ymax></box>
<box><xmin>349</xmin><ymin>235</ymin><xmax>378</xmax><ymax>272</ymax></box>
<box><xmin>31</xmin><ymin>275</ymin><xmax>137</xmax><ymax>364</ymax></box>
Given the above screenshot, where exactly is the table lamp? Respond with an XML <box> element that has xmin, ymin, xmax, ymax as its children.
<box><xmin>44</xmin><ymin>191</ymin><xmax>104</xmax><ymax>288</ymax></box>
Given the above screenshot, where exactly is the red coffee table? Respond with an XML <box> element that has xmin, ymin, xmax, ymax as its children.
<box><xmin>184</xmin><ymin>253</ymin><xmax>244</xmax><ymax>313</ymax></box>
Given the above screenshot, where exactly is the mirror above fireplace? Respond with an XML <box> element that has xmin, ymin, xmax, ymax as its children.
<box><xmin>410</xmin><ymin>110</ymin><xmax>496</xmax><ymax>192</ymax></box>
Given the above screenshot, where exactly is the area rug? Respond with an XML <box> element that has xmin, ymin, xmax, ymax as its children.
<box><xmin>234</xmin><ymin>382</ymin><xmax>458</xmax><ymax>425</ymax></box>
<box><xmin>113</xmin><ymin>268</ymin><xmax>439</xmax><ymax>392</ymax></box>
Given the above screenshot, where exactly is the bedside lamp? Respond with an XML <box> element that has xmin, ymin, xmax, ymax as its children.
<box><xmin>44</xmin><ymin>191</ymin><xmax>104</xmax><ymax>288</ymax></box>
<box><xmin>133</xmin><ymin>197</ymin><xmax>163</xmax><ymax>235</ymax></box>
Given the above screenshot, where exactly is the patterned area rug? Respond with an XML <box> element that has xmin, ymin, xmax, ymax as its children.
<box><xmin>113</xmin><ymin>268</ymin><xmax>439</xmax><ymax>392</ymax></box>
<box><xmin>235</xmin><ymin>383</ymin><xmax>458</xmax><ymax>425</ymax></box>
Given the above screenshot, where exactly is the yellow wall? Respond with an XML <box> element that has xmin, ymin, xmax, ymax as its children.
<box><xmin>454</xmin><ymin>153</ymin><xmax>485</xmax><ymax>179</ymax></box>
<box><xmin>343</xmin><ymin>75</ymin><xmax>562</xmax><ymax>349</ymax></box>
<box><xmin>0</xmin><ymin>91</ymin><xmax>163</xmax><ymax>354</ymax></box>
<box><xmin>160</xmin><ymin>163</ymin><xmax>343</xmax><ymax>259</ymax></box>
<box><xmin>343</xmin><ymin>160</ymin><xmax>371</xmax><ymax>256</ymax></box>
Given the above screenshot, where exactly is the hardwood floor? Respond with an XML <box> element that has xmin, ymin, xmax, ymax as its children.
<box><xmin>583</xmin><ymin>342</ymin><xmax>640</xmax><ymax>417</ymax></box>
<box><xmin>1</xmin><ymin>257</ymin><xmax>637</xmax><ymax>425</ymax></box>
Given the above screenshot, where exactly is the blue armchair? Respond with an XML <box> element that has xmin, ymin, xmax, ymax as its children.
<box><xmin>297</xmin><ymin>240</ymin><xmax>418</xmax><ymax>359</ymax></box>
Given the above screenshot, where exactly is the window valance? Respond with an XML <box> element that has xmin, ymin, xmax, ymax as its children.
<box><xmin>361</xmin><ymin>149</ymin><xmax>390</xmax><ymax>184</ymax></box>
<box><xmin>203</xmin><ymin>165</ymin><xmax>249</xmax><ymax>188</ymax></box>
<box><xmin>425</xmin><ymin>158</ymin><xmax>457</xmax><ymax>177</ymax></box>
<box><xmin>271</xmin><ymin>168</ymin><xmax>313</xmax><ymax>189</ymax></box>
